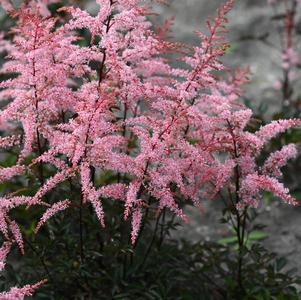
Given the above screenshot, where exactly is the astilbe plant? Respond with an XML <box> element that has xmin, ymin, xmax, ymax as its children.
<box><xmin>267</xmin><ymin>0</ymin><xmax>301</xmax><ymax>111</ymax></box>
<box><xmin>0</xmin><ymin>0</ymin><xmax>299</xmax><ymax>297</ymax></box>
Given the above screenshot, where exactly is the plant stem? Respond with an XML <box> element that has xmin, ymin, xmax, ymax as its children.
<box><xmin>138</xmin><ymin>211</ymin><xmax>162</xmax><ymax>270</ymax></box>
<box><xmin>157</xmin><ymin>208</ymin><xmax>166</xmax><ymax>250</ymax></box>
<box><xmin>236</xmin><ymin>213</ymin><xmax>243</xmax><ymax>292</ymax></box>
<box><xmin>24</xmin><ymin>237</ymin><xmax>53</xmax><ymax>282</ymax></box>
<box><xmin>79</xmin><ymin>195</ymin><xmax>84</xmax><ymax>263</ymax></box>
<box><xmin>227</xmin><ymin>120</ymin><xmax>246</xmax><ymax>294</ymax></box>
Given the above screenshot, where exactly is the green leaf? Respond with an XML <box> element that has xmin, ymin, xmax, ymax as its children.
<box><xmin>218</xmin><ymin>236</ymin><xmax>238</xmax><ymax>245</ymax></box>
<box><xmin>276</xmin><ymin>257</ymin><xmax>287</xmax><ymax>272</ymax></box>
<box><xmin>248</xmin><ymin>231</ymin><xmax>268</xmax><ymax>241</ymax></box>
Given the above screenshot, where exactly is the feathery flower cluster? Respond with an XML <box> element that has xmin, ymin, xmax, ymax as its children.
<box><xmin>0</xmin><ymin>280</ymin><xmax>46</xmax><ymax>300</ymax></box>
<box><xmin>0</xmin><ymin>0</ymin><xmax>299</xmax><ymax>296</ymax></box>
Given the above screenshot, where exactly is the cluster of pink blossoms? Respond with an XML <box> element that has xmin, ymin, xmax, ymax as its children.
<box><xmin>0</xmin><ymin>0</ymin><xmax>299</xmax><ymax>297</ymax></box>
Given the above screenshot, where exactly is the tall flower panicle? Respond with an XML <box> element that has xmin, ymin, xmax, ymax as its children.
<box><xmin>267</xmin><ymin>0</ymin><xmax>300</xmax><ymax>106</ymax></box>
<box><xmin>263</xmin><ymin>144</ymin><xmax>298</xmax><ymax>178</ymax></box>
<box><xmin>0</xmin><ymin>242</ymin><xmax>11</xmax><ymax>271</ymax></box>
<box><xmin>8</xmin><ymin>219</ymin><xmax>24</xmax><ymax>255</ymax></box>
<box><xmin>0</xmin><ymin>280</ymin><xmax>46</xmax><ymax>300</ymax></box>
<box><xmin>256</xmin><ymin>119</ymin><xmax>300</xmax><ymax>144</ymax></box>
<box><xmin>35</xmin><ymin>200</ymin><xmax>71</xmax><ymax>233</ymax></box>
<box><xmin>239</xmin><ymin>174</ymin><xmax>298</xmax><ymax>208</ymax></box>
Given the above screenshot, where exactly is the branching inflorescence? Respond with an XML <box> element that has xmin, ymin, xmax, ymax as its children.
<box><xmin>0</xmin><ymin>0</ymin><xmax>299</xmax><ymax>297</ymax></box>
<box><xmin>267</xmin><ymin>0</ymin><xmax>301</xmax><ymax>108</ymax></box>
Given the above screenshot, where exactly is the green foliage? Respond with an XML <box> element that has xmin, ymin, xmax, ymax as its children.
<box><xmin>1</xmin><ymin>201</ymin><xmax>300</xmax><ymax>300</ymax></box>
<box><xmin>219</xmin><ymin>228</ymin><xmax>268</xmax><ymax>250</ymax></box>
